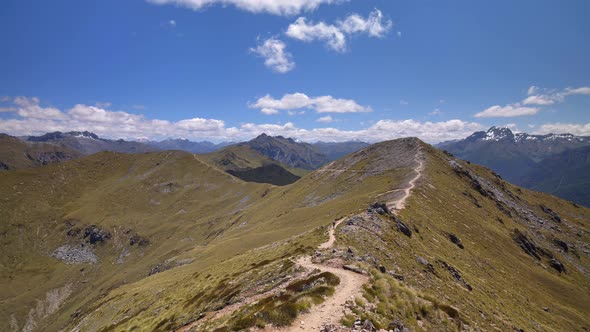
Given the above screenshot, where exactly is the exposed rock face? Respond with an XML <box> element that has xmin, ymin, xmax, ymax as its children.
<box><xmin>52</xmin><ymin>245</ymin><xmax>98</xmax><ymax>264</ymax></box>
<box><xmin>512</xmin><ymin>229</ymin><xmax>541</xmax><ymax>260</ymax></box>
<box><xmin>83</xmin><ymin>225</ymin><xmax>111</xmax><ymax>244</ymax></box>
<box><xmin>512</xmin><ymin>229</ymin><xmax>567</xmax><ymax>273</ymax></box>
<box><xmin>394</xmin><ymin>216</ymin><xmax>412</xmax><ymax>238</ymax></box>
<box><xmin>438</xmin><ymin>260</ymin><xmax>472</xmax><ymax>291</ymax></box>
<box><xmin>540</xmin><ymin>204</ymin><xmax>562</xmax><ymax>223</ymax></box>
<box><xmin>549</xmin><ymin>259</ymin><xmax>567</xmax><ymax>273</ymax></box>
<box><xmin>368</xmin><ymin>202</ymin><xmax>389</xmax><ymax>215</ymax></box>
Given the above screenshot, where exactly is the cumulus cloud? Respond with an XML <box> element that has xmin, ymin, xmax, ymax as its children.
<box><xmin>533</xmin><ymin>123</ymin><xmax>590</xmax><ymax>136</ymax></box>
<box><xmin>250</xmin><ymin>37</ymin><xmax>295</xmax><ymax>73</ymax></box>
<box><xmin>475</xmin><ymin>104</ymin><xmax>539</xmax><ymax>118</ymax></box>
<box><xmin>14</xmin><ymin>96</ymin><xmax>67</xmax><ymax>120</ymax></box>
<box><xmin>250</xmin><ymin>92</ymin><xmax>372</xmax><ymax>113</ymax></box>
<box><xmin>286</xmin><ymin>9</ymin><xmax>392</xmax><ymax>52</ymax></box>
<box><xmin>522</xmin><ymin>85</ymin><xmax>590</xmax><ymax>105</ymax></box>
<box><xmin>0</xmin><ymin>97</ymin><xmax>228</xmax><ymax>141</ymax></box>
<box><xmin>147</xmin><ymin>0</ymin><xmax>339</xmax><ymax>16</ymax></box>
<box><xmin>0</xmin><ymin>97</ymin><xmax>489</xmax><ymax>144</ymax></box>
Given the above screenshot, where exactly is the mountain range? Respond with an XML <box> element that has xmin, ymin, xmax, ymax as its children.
<box><xmin>1</xmin><ymin>137</ymin><xmax>588</xmax><ymax>331</ymax></box>
<box><xmin>438</xmin><ymin>127</ymin><xmax>590</xmax><ymax>206</ymax></box>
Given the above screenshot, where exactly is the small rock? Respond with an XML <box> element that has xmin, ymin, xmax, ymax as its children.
<box><xmin>449</xmin><ymin>233</ymin><xmax>464</xmax><ymax>249</ymax></box>
<box><xmin>343</xmin><ymin>265</ymin><xmax>367</xmax><ymax>275</ymax></box>
<box><xmin>543</xmin><ymin>307</ymin><xmax>550</xmax><ymax>312</ymax></box>
<box><xmin>549</xmin><ymin>259</ymin><xmax>566</xmax><ymax>273</ymax></box>
<box><xmin>362</xmin><ymin>319</ymin><xmax>376</xmax><ymax>331</ymax></box>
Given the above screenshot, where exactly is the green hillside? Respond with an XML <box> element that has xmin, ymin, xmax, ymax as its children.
<box><xmin>200</xmin><ymin>145</ymin><xmax>307</xmax><ymax>185</ymax></box>
<box><xmin>1</xmin><ymin>139</ymin><xmax>588</xmax><ymax>332</ymax></box>
<box><xmin>0</xmin><ymin>133</ymin><xmax>81</xmax><ymax>171</ymax></box>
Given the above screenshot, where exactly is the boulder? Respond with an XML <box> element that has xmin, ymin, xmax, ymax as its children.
<box><xmin>84</xmin><ymin>225</ymin><xmax>111</xmax><ymax>245</ymax></box>
<box><xmin>449</xmin><ymin>233</ymin><xmax>464</xmax><ymax>249</ymax></box>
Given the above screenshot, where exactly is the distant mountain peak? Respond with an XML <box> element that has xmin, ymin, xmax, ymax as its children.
<box><xmin>482</xmin><ymin>126</ymin><xmax>515</xmax><ymax>142</ymax></box>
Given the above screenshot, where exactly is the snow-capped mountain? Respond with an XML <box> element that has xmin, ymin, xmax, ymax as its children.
<box><xmin>437</xmin><ymin>127</ymin><xmax>590</xmax><ymax>206</ymax></box>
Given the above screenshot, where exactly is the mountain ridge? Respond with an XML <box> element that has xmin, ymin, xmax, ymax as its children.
<box><xmin>437</xmin><ymin>126</ymin><xmax>590</xmax><ymax>206</ymax></box>
<box><xmin>1</xmin><ymin>137</ymin><xmax>589</xmax><ymax>331</ymax></box>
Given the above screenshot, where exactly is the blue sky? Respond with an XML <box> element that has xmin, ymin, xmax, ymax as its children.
<box><xmin>0</xmin><ymin>0</ymin><xmax>589</xmax><ymax>142</ymax></box>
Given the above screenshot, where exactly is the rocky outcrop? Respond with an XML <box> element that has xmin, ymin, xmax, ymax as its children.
<box><xmin>540</xmin><ymin>205</ymin><xmax>562</xmax><ymax>223</ymax></box>
<box><xmin>83</xmin><ymin>225</ymin><xmax>111</xmax><ymax>244</ymax></box>
<box><xmin>438</xmin><ymin>260</ymin><xmax>472</xmax><ymax>291</ymax></box>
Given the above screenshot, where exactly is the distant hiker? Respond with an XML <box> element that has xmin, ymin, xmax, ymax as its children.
<box><xmin>332</xmin><ymin>220</ymin><xmax>336</xmax><ymax>228</ymax></box>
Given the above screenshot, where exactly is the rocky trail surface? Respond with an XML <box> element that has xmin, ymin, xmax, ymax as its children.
<box><xmin>272</xmin><ymin>150</ymin><xmax>425</xmax><ymax>331</ymax></box>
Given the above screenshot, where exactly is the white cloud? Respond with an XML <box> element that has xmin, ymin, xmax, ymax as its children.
<box><xmin>338</xmin><ymin>9</ymin><xmax>392</xmax><ymax>37</ymax></box>
<box><xmin>147</xmin><ymin>0</ymin><xmax>339</xmax><ymax>16</ymax></box>
<box><xmin>475</xmin><ymin>104</ymin><xmax>539</xmax><ymax>118</ymax></box>
<box><xmin>250</xmin><ymin>92</ymin><xmax>372</xmax><ymax>113</ymax></box>
<box><xmin>527</xmin><ymin>86</ymin><xmax>539</xmax><ymax>96</ymax></box>
<box><xmin>250</xmin><ymin>37</ymin><xmax>295</xmax><ymax>73</ymax></box>
<box><xmin>564</xmin><ymin>87</ymin><xmax>590</xmax><ymax>95</ymax></box>
<box><xmin>234</xmin><ymin>119</ymin><xmax>483</xmax><ymax>143</ymax></box>
<box><xmin>260</xmin><ymin>108</ymin><xmax>279</xmax><ymax>115</ymax></box>
<box><xmin>0</xmin><ymin>97</ymin><xmax>487</xmax><ymax>144</ymax></box>
<box><xmin>286</xmin><ymin>9</ymin><xmax>392</xmax><ymax>52</ymax></box>
<box><xmin>0</xmin><ymin>107</ymin><xmax>15</xmax><ymax>113</ymax></box>
<box><xmin>533</xmin><ymin>123</ymin><xmax>590</xmax><ymax>136</ymax></box>
<box><xmin>399</xmin><ymin>99</ymin><xmax>408</xmax><ymax>105</ymax></box>
<box><xmin>169</xmin><ymin>19</ymin><xmax>176</xmax><ymax>27</ymax></box>
<box><xmin>286</xmin><ymin>18</ymin><xmax>346</xmax><ymax>51</ymax></box>
<box><xmin>316</xmin><ymin>115</ymin><xmax>334</xmax><ymax>123</ymax></box>
<box><xmin>523</xmin><ymin>85</ymin><xmax>590</xmax><ymax>105</ymax></box>
<box><xmin>14</xmin><ymin>97</ymin><xmax>67</xmax><ymax>120</ymax></box>
<box><xmin>522</xmin><ymin>95</ymin><xmax>557</xmax><ymax>105</ymax></box>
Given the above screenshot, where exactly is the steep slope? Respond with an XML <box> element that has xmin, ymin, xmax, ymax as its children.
<box><xmin>332</xmin><ymin>143</ymin><xmax>590</xmax><ymax>331</ymax></box>
<box><xmin>238</xmin><ymin>134</ymin><xmax>329</xmax><ymax>170</ymax></box>
<box><xmin>312</xmin><ymin>141</ymin><xmax>370</xmax><ymax>161</ymax></box>
<box><xmin>1</xmin><ymin>138</ymin><xmax>589</xmax><ymax>332</ymax></box>
<box><xmin>0</xmin><ymin>133</ymin><xmax>81</xmax><ymax>170</ymax></box>
<box><xmin>200</xmin><ymin>145</ymin><xmax>304</xmax><ymax>185</ymax></box>
<box><xmin>0</xmin><ymin>151</ymin><xmax>271</xmax><ymax>332</ymax></box>
<box><xmin>26</xmin><ymin>131</ymin><xmax>157</xmax><ymax>155</ymax></box>
<box><xmin>521</xmin><ymin>145</ymin><xmax>590</xmax><ymax>207</ymax></box>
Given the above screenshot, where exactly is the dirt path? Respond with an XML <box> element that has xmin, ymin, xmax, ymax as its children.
<box><xmin>389</xmin><ymin>152</ymin><xmax>424</xmax><ymax>212</ymax></box>
<box><xmin>280</xmin><ymin>256</ymin><xmax>368</xmax><ymax>332</ymax></box>
<box><xmin>179</xmin><ymin>150</ymin><xmax>425</xmax><ymax>332</ymax></box>
<box><xmin>271</xmin><ymin>151</ymin><xmax>425</xmax><ymax>331</ymax></box>
<box><xmin>318</xmin><ymin>218</ymin><xmax>344</xmax><ymax>250</ymax></box>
